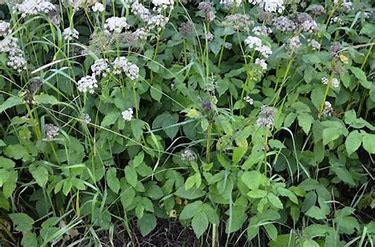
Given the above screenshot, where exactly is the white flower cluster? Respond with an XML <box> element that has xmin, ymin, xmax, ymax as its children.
<box><xmin>301</xmin><ymin>19</ymin><xmax>318</xmax><ymax>32</ymax></box>
<box><xmin>330</xmin><ymin>17</ymin><xmax>344</xmax><ymax>25</ymax></box>
<box><xmin>0</xmin><ymin>36</ymin><xmax>27</xmax><ymax>72</ymax></box>
<box><xmin>249</xmin><ymin>0</ymin><xmax>285</xmax><ymax>14</ymax></box>
<box><xmin>132</xmin><ymin>1</ymin><xmax>170</xmax><ymax>30</ymax></box>
<box><xmin>288</xmin><ymin>36</ymin><xmax>301</xmax><ymax>50</ymax></box>
<box><xmin>309</xmin><ymin>39</ymin><xmax>321</xmax><ymax>50</ymax></box>
<box><xmin>113</xmin><ymin>57</ymin><xmax>139</xmax><ymax>80</ymax></box>
<box><xmin>181</xmin><ymin>148</ymin><xmax>196</xmax><ymax>162</ymax></box>
<box><xmin>252</xmin><ymin>26</ymin><xmax>272</xmax><ymax>36</ymax></box>
<box><xmin>77</xmin><ymin>75</ymin><xmax>98</xmax><ymax>94</ymax></box>
<box><xmin>15</xmin><ymin>0</ymin><xmax>55</xmax><ymax>17</ymax></box>
<box><xmin>91</xmin><ymin>58</ymin><xmax>110</xmax><ymax>77</ymax></box>
<box><xmin>152</xmin><ymin>0</ymin><xmax>174</xmax><ymax>12</ymax></box>
<box><xmin>104</xmin><ymin>17</ymin><xmax>129</xmax><ymax>34</ymax></box>
<box><xmin>92</xmin><ymin>2</ymin><xmax>105</xmax><ymax>12</ymax></box>
<box><xmin>255</xmin><ymin>58</ymin><xmax>267</xmax><ymax>70</ymax></box>
<box><xmin>244</xmin><ymin>96</ymin><xmax>254</xmax><ymax>105</ymax></box>
<box><xmin>322</xmin><ymin>77</ymin><xmax>340</xmax><ymax>88</ymax></box>
<box><xmin>76</xmin><ymin>56</ymin><xmax>140</xmax><ymax>93</ymax></box>
<box><xmin>63</xmin><ymin>28</ymin><xmax>79</xmax><ymax>41</ymax></box>
<box><xmin>245</xmin><ymin>36</ymin><xmax>272</xmax><ymax>58</ymax></box>
<box><xmin>220</xmin><ymin>0</ymin><xmax>243</xmax><ymax>7</ymax></box>
<box><xmin>273</xmin><ymin>16</ymin><xmax>296</xmax><ymax>32</ymax></box>
<box><xmin>0</xmin><ymin>21</ymin><xmax>11</xmax><ymax>37</ymax></box>
<box><xmin>122</xmin><ymin>108</ymin><xmax>134</xmax><ymax>121</ymax></box>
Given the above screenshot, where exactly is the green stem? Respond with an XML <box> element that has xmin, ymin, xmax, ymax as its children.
<box><xmin>206</xmin><ymin>122</ymin><xmax>212</xmax><ymax>163</ymax></box>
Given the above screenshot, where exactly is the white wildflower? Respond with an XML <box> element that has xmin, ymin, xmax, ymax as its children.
<box><xmin>91</xmin><ymin>59</ymin><xmax>110</xmax><ymax>77</ymax></box>
<box><xmin>7</xmin><ymin>53</ymin><xmax>27</xmax><ymax>72</ymax></box>
<box><xmin>104</xmin><ymin>17</ymin><xmax>129</xmax><ymax>34</ymax></box>
<box><xmin>322</xmin><ymin>77</ymin><xmax>340</xmax><ymax>88</ymax></box>
<box><xmin>92</xmin><ymin>2</ymin><xmax>105</xmax><ymax>12</ymax></box>
<box><xmin>289</xmin><ymin>36</ymin><xmax>301</xmax><ymax>50</ymax></box>
<box><xmin>0</xmin><ymin>21</ymin><xmax>11</xmax><ymax>37</ymax></box>
<box><xmin>132</xmin><ymin>1</ymin><xmax>151</xmax><ymax>21</ymax></box>
<box><xmin>245</xmin><ymin>36</ymin><xmax>262</xmax><ymax>49</ymax></box>
<box><xmin>257</xmin><ymin>45</ymin><xmax>272</xmax><ymax>58</ymax></box>
<box><xmin>122</xmin><ymin>108</ymin><xmax>134</xmax><ymax>121</ymax></box>
<box><xmin>112</xmin><ymin>57</ymin><xmax>129</xmax><ymax>75</ymax></box>
<box><xmin>224</xmin><ymin>42</ymin><xmax>232</xmax><ymax>49</ymax></box>
<box><xmin>125</xmin><ymin>63</ymin><xmax>139</xmax><ymax>80</ymax></box>
<box><xmin>250</xmin><ymin>0</ymin><xmax>284</xmax><ymax>13</ymax></box>
<box><xmin>273</xmin><ymin>16</ymin><xmax>296</xmax><ymax>32</ymax></box>
<box><xmin>77</xmin><ymin>75</ymin><xmax>98</xmax><ymax>94</ymax></box>
<box><xmin>220</xmin><ymin>0</ymin><xmax>242</xmax><ymax>7</ymax></box>
<box><xmin>146</xmin><ymin>15</ymin><xmax>169</xmax><ymax>29</ymax></box>
<box><xmin>309</xmin><ymin>39</ymin><xmax>321</xmax><ymax>50</ymax></box>
<box><xmin>63</xmin><ymin>28</ymin><xmax>79</xmax><ymax>41</ymax></box>
<box><xmin>244</xmin><ymin>96</ymin><xmax>254</xmax><ymax>105</ymax></box>
<box><xmin>82</xmin><ymin>113</ymin><xmax>91</xmax><ymax>124</ymax></box>
<box><xmin>15</xmin><ymin>0</ymin><xmax>55</xmax><ymax>17</ymax></box>
<box><xmin>322</xmin><ymin>101</ymin><xmax>333</xmax><ymax>117</ymax></box>
<box><xmin>252</xmin><ymin>26</ymin><xmax>272</xmax><ymax>36</ymax></box>
<box><xmin>255</xmin><ymin>58</ymin><xmax>267</xmax><ymax>70</ymax></box>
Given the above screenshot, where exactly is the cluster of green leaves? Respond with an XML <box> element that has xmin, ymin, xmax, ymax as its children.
<box><xmin>0</xmin><ymin>0</ymin><xmax>374</xmax><ymax>246</ymax></box>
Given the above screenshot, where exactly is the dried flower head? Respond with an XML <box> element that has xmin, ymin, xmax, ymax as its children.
<box><xmin>198</xmin><ymin>2</ymin><xmax>215</xmax><ymax>22</ymax></box>
<box><xmin>289</xmin><ymin>36</ymin><xmax>301</xmax><ymax>50</ymax></box>
<box><xmin>223</xmin><ymin>14</ymin><xmax>252</xmax><ymax>31</ymax></box>
<box><xmin>45</xmin><ymin>124</ymin><xmax>59</xmax><ymax>140</ymax></box>
<box><xmin>179</xmin><ymin>22</ymin><xmax>193</xmax><ymax>38</ymax></box>
<box><xmin>252</xmin><ymin>26</ymin><xmax>272</xmax><ymax>36</ymax></box>
<box><xmin>256</xmin><ymin>106</ymin><xmax>277</xmax><ymax>128</ymax></box>
<box><xmin>308</xmin><ymin>4</ymin><xmax>325</xmax><ymax>16</ymax></box>
<box><xmin>181</xmin><ymin>148</ymin><xmax>196</xmax><ymax>162</ymax></box>
<box><xmin>273</xmin><ymin>16</ymin><xmax>296</xmax><ymax>32</ymax></box>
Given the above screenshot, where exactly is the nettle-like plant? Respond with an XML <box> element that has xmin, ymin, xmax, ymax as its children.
<box><xmin>0</xmin><ymin>0</ymin><xmax>374</xmax><ymax>246</ymax></box>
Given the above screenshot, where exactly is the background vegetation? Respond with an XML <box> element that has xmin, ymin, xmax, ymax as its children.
<box><xmin>0</xmin><ymin>0</ymin><xmax>374</xmax><ymax>246</ymax></box>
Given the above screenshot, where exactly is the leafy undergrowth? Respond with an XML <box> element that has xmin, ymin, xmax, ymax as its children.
<box><xmin>0</xmin><ymin>0</ymin><xmax>374</xmax><ymax>246</ymax></box>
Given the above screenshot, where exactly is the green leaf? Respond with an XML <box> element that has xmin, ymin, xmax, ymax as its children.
<box><xmin>350</xmin><ymin>67</ymin><xmax>371</xmax><ymax>89</ymax></box>
<box><xmin>29</xmin><ymin>164</ymin><xmax>48</xmax><ymax>188</ymax></box>
<box><xmin>241</xmin><ymin>171</ymin><xmax>265</xmax><ymax>190</ymax></box>
<box><xmin>179</xmin><ymin>201</ymin><xmax>203</xmax><ymax>220</ymax></box>
<box><xmin>247</xmin><ymin>189</ymin><xmax>267</xmax><ymax>198</ymax></box>
<box><xmin>125</xmin><ymin>165</ymin><xmax>138</xmax><ymax>187</ymax></box>
<box><xmin>4</xmin><ymin>144</ymin><xmax>29</xmax><ymax>161</ymax></box>
<box><xmin>232</xmin><ymin>146</ymin><xmax>247</xmax><ymax>164</ymax></box>
<box><xmin>0</xmin><ymin>96</ymin><xmax>23</xmax><ymax>114</ymax></box>
<box><xmin>363</xmin><ymin>133</ymin><xmax>375</xmax><ymax>154</ymax></box>
<box><xmin>0</xmin><ymin>156</ymin><xmax>15</xmax><ymax>169</ymax></box>
<box><xmin>175</xmin><ymin>186</ymin><xmax>205</xmax><ymax>200</ymax></box>
<box><xmin>192</xmin><ymin>211</ymin><xmax>208</xmax><ymax>238</ymax></box>
<box><xmin>34</xmin><ymin>94</ymin><xmax>60</xmax><ymax>105</ymax></box>
<box><xmin>331</xmin><ymin>164</ymin><xmax>355</xmax><ymax>186</ymax></box>
<box><xmin>9</xmin><ymin>213</ymin><xmax>34</xmax><ymax>232</ymax></box>
<box><xmin>137</xmin><ymin>213</ymin><xmax>156</xmax><ymax>236</ymax></box>
<box><xmin>298</xmin><ymin>113</ymin><xmax>314</xmax><ymax>134</ymax></box>
<box><xmin>345</xmin><ymin>131</ymin><xmax>362</xmax><ymax>155</ymax></box>
<box><xmin>264</xmin><ymin>223</ymin><xmax>278</xmax><ymax>241</ymax></box>
<box><xmin>306</xmin><ymin>206</ymin><xmax>326</xmax><ymax>220</ymax></box>
<box><xmin>101</xmin><ymin>111</ymin><xmax>119</xmax><ymax>127</ymax></box>
<box><xmin>106</xmin><ymin>168</ymin><xmax>120</xmax><ymax>194</ymax></box>
<box><xmin>267</xmin><ymin>193</ymin><xmax>283</xmax><ymax>209</ymax></box>
<box><xmin>302</xmin><ymin>239</ymin><xmax>320</xmax><ymax>247</ymax></box>
<box><xmin>120</xmin><ymin>188</ymin><xmax>135</xmax><ymax>210</ymax></box>
<box><xmin>21</xmin><ymin>232</ymin><xmax>38</xmax><ymax>247</ymax></box>
<box><xmin>150</xmin><ymin>85</ymin><xmax>162</xmax><ymax>102</ymax></box>
<box><xmin>322</xmin><ymin>127</ymin><xmax>343</xmax><ymax>145</ymax></box>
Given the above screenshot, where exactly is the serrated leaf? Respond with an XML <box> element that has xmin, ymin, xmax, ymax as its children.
<box><xmin>363</xmin><ymin>133</ymin><xmax>375</xmax><ymax>154</ymax></box>
<box><xmin>137</xmin><ymin>214</ymin><xmax>156</xmax><ymax>236</ymax></box>
<box><xmin>0</xmin><ymin>96</ymin><xmax>23</xmax><ymax>114</ymax></box>
<box><xmin>101</xmin><ymin>112</ymin><xmax>119</xmax><ymax>127</ymax></box>
<box><xmin>29</xmin><ymin>165</ymin><xmax>48</xmax><ymax>188</ymax></box>
<box><xmin>267</xmin><ymin>193</ymin><xmax>283</xmax><ymax>209</ymax></box>
<box><xmin>298</xmin><ymin>113</ymin><xmax>314</xmax><ymax>134</ymax></box>
<box><xmin>192</xmin><ymin>211</ymin><xmax>208</xmax><ymax>238</ymax></box>
<box><xmin>350</xmin><ymin>67</ymin><xmax>371</xmax><ymax>89</ymax></box>
<box><xmin>9</xmin><ymin>213</ymin><xmax>34</xmax><ymax>232</ymax></box>
<box><xmin>106</xmin><ymin>168</ymin><xmax>120</xmax><ymax>194</ymax></box>
<box><xmin>345</xmin><ymin>131</ymin><xmax>362</xmax><ymax>155</ymax></box>
<box><xmin>179</xmin><ymin>201</ymin><xmax>203</xmax><ymax>220</ymax></box>
<box><xmin>125</xmin><ymin>165</ymin><xmax>138</xmax><ymax>187</ymax></box>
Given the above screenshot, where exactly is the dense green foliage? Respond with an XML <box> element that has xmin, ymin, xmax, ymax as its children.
<box><xmin>0</xmin><ymin>0</ymin><xmax>374</xmax><ymax>246</ymax></box>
